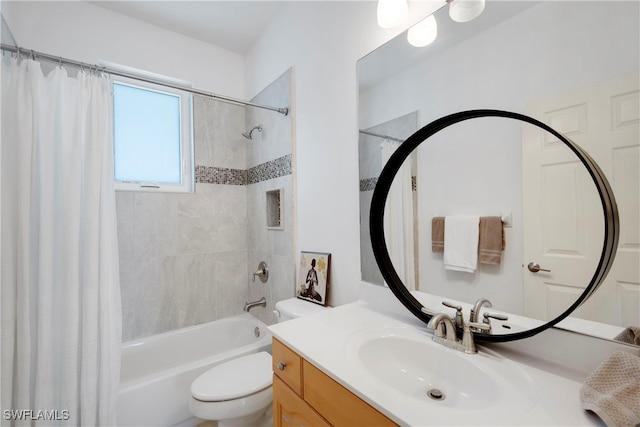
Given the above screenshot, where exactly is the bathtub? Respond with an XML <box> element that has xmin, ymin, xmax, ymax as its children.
<box><xmin>117</xmin><ymin>314</ymin><xmax>273</xmax><ymax>426</ymax></box>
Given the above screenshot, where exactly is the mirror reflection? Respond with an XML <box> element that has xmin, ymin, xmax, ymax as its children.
<box><xmin>358</xmin><ymin>1</ymin><xmax>639</xmax><ymax>344</ymax></box>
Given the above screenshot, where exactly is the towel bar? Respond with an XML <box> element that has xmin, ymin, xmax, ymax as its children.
<box><xmin>435</xmin><ymin>212</ymin><xmax>512</xmax><ymax>227</ymax></box>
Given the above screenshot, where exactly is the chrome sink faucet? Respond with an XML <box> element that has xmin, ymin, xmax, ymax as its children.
<box><xmin>426</xmin><ymin>312</ymin><xmax>458</xmax><ymax>348</ymax></box>
<box><xmin>461</xmin><ymin>321</ymin><xmax>490</xmax><ymax>353</ymax></box>
<box><xmin>470</xmin><ymin>298</ymin><xmax>492</xmax><ymax>323</ymax></box>
<box><xmin>425</xmin><ymin>308</ymin><xmax>491</xmax><ymax>354</ymax></box>
<box><xmin>442</xmin><ymin>301</ymin><xmax>464</xmax><ymax>329</ymax></box>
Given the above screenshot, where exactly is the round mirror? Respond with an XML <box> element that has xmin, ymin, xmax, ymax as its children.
<box><xmin>370</xmin><ymin>109</ymin><xmax>619</xmax><ymax>342</ymax></box>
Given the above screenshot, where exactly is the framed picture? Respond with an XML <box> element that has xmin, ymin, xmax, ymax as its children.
<box><xmin>297</xmin><ymin>251</ymin><xmax>331</xmax><ymax>306</ymax></box>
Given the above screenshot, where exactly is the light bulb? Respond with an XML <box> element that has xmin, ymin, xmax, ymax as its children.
<box><xmin>377</xmin><ymin>0</ymin><xmax>409</xmax><ymax>29</ymax></box>
<box><xmin>449</xmin><ymin>0</ymin><xmax>485</xmax><ymax>23</ymax></box>
<box><xmin>407</xmin><ymin>14</ymin><xmax>438</xmax><ymax>47</ymax></box>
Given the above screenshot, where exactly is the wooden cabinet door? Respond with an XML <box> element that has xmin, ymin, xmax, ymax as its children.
<box><xmin>273</xmin><ymin>376</ymin><xmax>330</xmax><ymax>427</ymax></box>
<box><xmin>303</xmin><ymin>360</ymin><xmax>396</xmax><ymax>427</ymax></box>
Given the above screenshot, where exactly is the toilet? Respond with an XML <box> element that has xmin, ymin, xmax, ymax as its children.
<box><xmin>189</xmin><ymin>298</ymin><xmax>329</xmax><ymax>427</ymax></box>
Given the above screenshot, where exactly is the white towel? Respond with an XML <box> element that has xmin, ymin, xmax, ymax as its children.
<box><xmin>444</xmin><ymin>215</ymin><xmax>480</xmax><ymax>273</ymax></box>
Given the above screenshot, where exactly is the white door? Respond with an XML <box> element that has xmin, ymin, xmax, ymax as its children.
<box><xmin>523</xmin><ymin>73</ymin><xmax>640</xmax><ymax>328</ymax></box>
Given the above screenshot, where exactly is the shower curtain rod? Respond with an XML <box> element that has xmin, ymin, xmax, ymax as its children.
<box><xmin>0</xmin><ymin>43</ymin><xmax>289</xmax><ymax>116</ymax></box>
<box><xmin>359</xmin><ymin>129</ymin><xmax>405</xmax><ymax>143</ymax></box>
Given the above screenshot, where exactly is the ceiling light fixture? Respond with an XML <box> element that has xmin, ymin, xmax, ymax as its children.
<box><xmin>377</xmin><ymin>0</ymin><xmax>409</xmax><ymax>29</ymax></box>
<box><xmin>448</xmin><ymin>0</ymin><xmax>485</xmax><ymax>23</ymax></box>
<box><xmin>407</xmin><ymin>14</ymin><xmax>438</xmax><ymax>47</ymax></box>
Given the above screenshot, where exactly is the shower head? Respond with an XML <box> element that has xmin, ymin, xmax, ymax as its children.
<box><xmin>242</xmin><ymin>124</ymin><xmax>263</xmax><ymax>140</ymax></box>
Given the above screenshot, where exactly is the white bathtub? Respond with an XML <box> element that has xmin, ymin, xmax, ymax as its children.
<box><xmin>117</xmin><ymin>314</ymin><xmax>273</xmax><ymax>426</ymax></box>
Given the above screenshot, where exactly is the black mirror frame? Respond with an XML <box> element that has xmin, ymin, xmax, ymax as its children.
<box><xmin>369</xmin><ymin>109</ymin><xmax>619</xmax><ymax>343</ymax></box>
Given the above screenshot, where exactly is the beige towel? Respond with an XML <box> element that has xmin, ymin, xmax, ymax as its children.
<box><xmin>614</xmin><ymin>327</ymin><xmax>640</xmax><ymax>346</ymax></box>
<box><xmin>478</xmin><ymin>216</ymin><xmax>505</xmax><ymax>265</ymax></box>
<box><xmin>580</xmin><ymin>351</ymin><xmax>640</xmax><ymax>427</ymax></box>
<box><xmin>432</xmin><ymin>216</ymin><xmax>444</xmax><ymax>252</ymax></box>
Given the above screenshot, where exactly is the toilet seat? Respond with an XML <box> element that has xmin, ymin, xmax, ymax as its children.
<box><xmin>191</xmin><ymin>351</ymin><xmax>272</xmax><ymax>402</ymax></box>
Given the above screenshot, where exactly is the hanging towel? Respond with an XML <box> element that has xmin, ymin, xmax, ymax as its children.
<box><xmin>478</xmin><ymin>216</ymin><xmax>505</xmax><ymax>265</ymax></box>
<box><xmin>579</xmin><ymin>351</ymin><xmax>640</xmax><ymax>427</ymax></box>
<box><xmin>614</xmin><ymin>327</ymin><xmax>640</xmax><ymax>346</ymax></box>
<box><xmin>444</xmin><ymin>215</ymin><xmax>480</xmax><ymax>273</ymax></box>
<box><xmin>432</xmin><ymin>216</ymin><xmax>445</xmax><ymax>253</ymax></box>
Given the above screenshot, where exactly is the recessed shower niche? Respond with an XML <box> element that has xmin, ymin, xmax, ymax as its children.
<box><xmin>266</xmin><ymin>188</ymin><xmax>284</xmax><ymax>230</ymax></box>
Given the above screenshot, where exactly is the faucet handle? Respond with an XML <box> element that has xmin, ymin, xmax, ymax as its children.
<box><xmin>483</xmin><ymin>312</ymin><xmax>508</xmax><ymax>322</ymax></box>
<box><xmin>441</xmin><ymin>301</ymin><xmax>464</xmax><ymax>329</ymax></box>
<box><xmin>252</xmin><ymin>261</ymin><xmax>269</xmax><ymax>283</ymax></box>
<box><xmin>481</xmin><ymin>312</ymin><xmax>509</xmax><ymax>334</ymax></box>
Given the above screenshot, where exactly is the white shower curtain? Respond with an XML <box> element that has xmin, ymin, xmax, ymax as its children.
<box><xmin>381</xmin><ymin>140</ymin><xmax>416</xmax><ymax>291</ymax></box>
<box><xmin>1</xmin><ymin>57</ymin><xmax>122</xmax><ymax>425</ymax></box>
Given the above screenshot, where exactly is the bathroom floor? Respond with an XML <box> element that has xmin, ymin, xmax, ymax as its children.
<box><xmin>193</xmin><ymin>406</ymin><xmax>273</xmax><ymax>427</ymax></box>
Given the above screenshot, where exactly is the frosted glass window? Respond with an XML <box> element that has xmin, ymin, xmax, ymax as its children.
<box><xmin>113</xmin><ymin>79</ymin><xmax>193</xmax><ymax>192</ymax></box>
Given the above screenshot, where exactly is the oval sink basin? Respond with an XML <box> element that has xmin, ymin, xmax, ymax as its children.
<box><xmin>345</xmin><ymin>326</ymin><xmax>538</xmax><ymax>415</ymax></box>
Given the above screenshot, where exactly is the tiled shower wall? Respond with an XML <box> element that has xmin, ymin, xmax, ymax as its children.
<box><xmin>116</xmin><ymin>70</ymin><xmax>293</xmax><ymax>341</ymax></box>
<box><xmin>359</xmin><ymin>112</ymin><xmax>417</xmax><ymax>286</ymax></box>
<box><xmin>245</xmin><ymin>69</ymin><xmax>294</xmax><ymax>326</ymax></box>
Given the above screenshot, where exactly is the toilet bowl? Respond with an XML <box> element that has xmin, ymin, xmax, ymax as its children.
<box><xmin>189</xmin><ymin>352</ymin><xmax>272</xmax><ymax>427</ymax></box>
<box><xmin>189</xmin><ymin>298</ymin><xmax>329</xmax><ymax>427</ymax></box>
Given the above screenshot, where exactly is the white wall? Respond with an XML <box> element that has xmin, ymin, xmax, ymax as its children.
<box><xmin>244</xmin><ymin>1</ymin><xmax>443</xmax><ymax>306</ymax></box>
<box><xmin>5</xmin><ymin>1</ymin><xmax>245</xmax><ymax>98</ymax></box>
<box><xmin>0</xmin><ymin>2</ymin><xmax>16</xmax><ymax>45</ymax></box>
<box><xmin>0</xmin><ymin>0</ymin><xmax>17</xmax><ymax>37</ymax></box>
<box><xmin>3</xmin><ymin>0</ymin><xmax>445</xmax><ymax>308</ymax></box>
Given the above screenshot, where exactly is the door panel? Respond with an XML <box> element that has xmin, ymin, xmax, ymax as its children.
<box><xmin>524</xmin><ymin>73</ymin><xmax>639</xmax><ymax>327</ymax></box>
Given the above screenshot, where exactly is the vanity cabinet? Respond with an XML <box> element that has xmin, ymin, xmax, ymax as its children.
<box><xmin>272</xmin><ymin>338</ymin><xmax>397</xmax><ymax>427</ymax></box>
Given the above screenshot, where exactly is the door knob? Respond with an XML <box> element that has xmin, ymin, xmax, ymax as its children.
<box><xmin>527</xmin><ymin>262</ymin><xmax>550</xmax><ymax>273</ymax></box>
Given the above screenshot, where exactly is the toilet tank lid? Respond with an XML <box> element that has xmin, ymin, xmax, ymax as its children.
<box><xmin>191</xmin><ymin>351</ymin><xmax>272</xmax><ymax>402</ymax></box>
<box><xmin>275</xmin><ymin>298</ymin><xmax>329</xmax><ymax>318</ymax></box>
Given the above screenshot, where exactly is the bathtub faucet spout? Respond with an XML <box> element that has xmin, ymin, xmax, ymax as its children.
<box><xmin>243</xmin><ymin>297</ymin><xmax>267</xmax><ymax>312</ymax></box>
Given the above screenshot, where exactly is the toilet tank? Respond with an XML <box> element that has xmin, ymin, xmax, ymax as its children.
<box><xmin>274</xmin><ymin>298</ymin><xmax>328</xmax><ymax>322</ymax></box>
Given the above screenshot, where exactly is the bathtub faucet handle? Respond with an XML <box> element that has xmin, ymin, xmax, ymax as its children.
<box><xmin>252</xmin><ymin>261</ymin><xmax>269</xmax><ymax>283</ymax></box>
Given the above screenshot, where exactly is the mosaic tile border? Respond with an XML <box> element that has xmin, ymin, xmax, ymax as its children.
<box><xmin>360</xmin><ymin>177</ymin><xmax>378</xmax><ymax>192</ymax></box>
<box><xmin>195</xmin><ymin>154</ymin><xmax>292</xmax><ymax>186</ymax></box>
<box><xmin>359</xmin><ymin>176</ymin><xmax>417</xmax><ymax>192</ymax></box>
<box><xmin>195</xmin><ymin>165</ymin><xmax>246</xmax><ymax>185</ymax></box>
<box><xmin>248</xmin><ymin>154</ymin><xmax>292</xmax><ymax>184</ymax></box>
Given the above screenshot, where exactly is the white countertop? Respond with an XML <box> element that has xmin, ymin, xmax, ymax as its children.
<box><xmin>269</xmin><ymin>298</ymin><xmax>603</xmax><ymax>426</ymax></box>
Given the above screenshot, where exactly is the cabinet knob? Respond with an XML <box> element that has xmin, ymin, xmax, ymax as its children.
<box><xmin>276</xmin><ymin>361</ymin><xmax>287</xmax><ymax>371</ymax></box>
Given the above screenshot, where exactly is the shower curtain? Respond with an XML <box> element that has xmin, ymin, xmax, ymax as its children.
<box><xmin>1</xmin><ymin>56</ymin><xmax>122</xmax><ymax>425</ymax></box>
<box><xmin>381</xmin><ymin>140</ymin><xmax>416</xmax><ymax>291</ymax></box>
